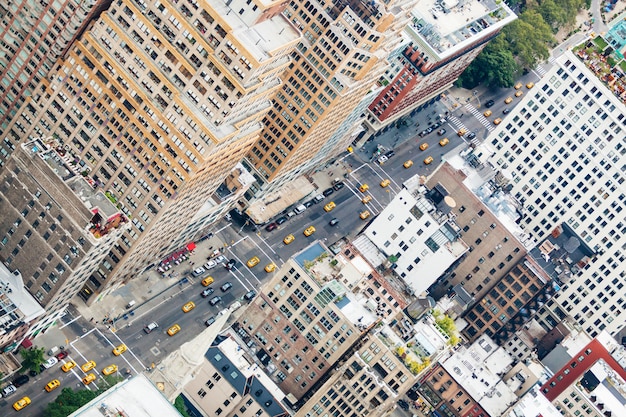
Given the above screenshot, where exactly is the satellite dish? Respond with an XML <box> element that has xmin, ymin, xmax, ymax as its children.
<box><xmin>444</xmin><ymin>195</ymin><xmax>457</xmax><ymax>208</ymax></box>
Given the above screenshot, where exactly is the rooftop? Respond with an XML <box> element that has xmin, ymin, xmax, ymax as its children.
<box><xmin>441</xmin><ymin>334</ymin><xmax>518</xmax><ymax>416</ymax></box>
<box><xmin>573</xmin><ymin>36</ymin><xmax>626</xmax><ymax>106</ymax></box>
<box><xmin>0</xmin><ymin>265</ymin><xmax>45</xmax><ymax>326</ymax></box>
<box><xmin>67</xmin><ymin>374</ymin><xmax>180</xmax><ymax>417</ymax></box>
<box><xmin>407</xmin><ymin>0</ymin><xmax>516</xmax><ymax>58</ymax></box>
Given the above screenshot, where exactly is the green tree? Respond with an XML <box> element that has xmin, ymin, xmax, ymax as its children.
<box><xmin>175</xmin><ymin>396</ymin><xmax>191</xmax><ymax>417</ymax></box>
<box><xmin>457</xmin><ymin>36</ymin><xmax>520</xmax><ymax>89</ymax></box>
<box><xmin>504</xmin><ymin>10</ymin><xmax>554</xmax><ymax>69</ymax></box>
<box><xmin>20</xmin><ymin>346</ymin><xmax>46</xmax><ymax>374</ymax></box>
<box><xmin>43</xmin><ymin>387</ymin><xmax>99</xmax><ymax>417</ymax></box>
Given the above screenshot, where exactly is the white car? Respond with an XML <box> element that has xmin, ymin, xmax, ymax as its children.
<box><xmin>204</xmin><ymin>260</ymin><xmax>217</xmax><ymax>270</ymax></box>
<box><xmin>192</xmin><ymin>267</ymin><xmax>206</xmax><ymax>277</ymax></box>
<box><xmin>214</xmin><ymin>255</ymin><xmax>227</xmax><ymax>264</ymax></box>
<box><xmin>144</xmin><ymin>322</ymin><xmax>158</xmax><ymax>334</ymax></box>
<box><xmin>43</xmin><ymin>357</ymin><xmax>59</xmax><ymax>369</ymax></box>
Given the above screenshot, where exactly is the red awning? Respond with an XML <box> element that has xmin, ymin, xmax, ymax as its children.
<box><xmin>186</xmin><ymin>242</ymin><xmax>196</xmax><ymax>251</ymax></box>
<box><xmin>20</xmin><ymin>338</ymin><xmax>33</xmax><ymax>349</ymax></box>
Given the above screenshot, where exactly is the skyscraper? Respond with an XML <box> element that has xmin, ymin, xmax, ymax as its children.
<box><xmin>0</xmin><ymin>0</ymin><xmax>300</xmax><ymax>310</ymax></box>
<box><xmin>485</xmin><ymin>45</ymin><xmax>625</xmax><ymax>338</ymax></box>
<box><xmin>243</xmin><ymin>0</ymin><xmax>418</xmax><ymax>196</ymax></box>
<box><xmin>365</xmin><ymin>0</ymin><xmax>516</xmax><ymax>131</ymax></box>
<box><xmin>0</xmin><ymin>0</ymin><xmax>105</xmax><ymax>147</ymax></box>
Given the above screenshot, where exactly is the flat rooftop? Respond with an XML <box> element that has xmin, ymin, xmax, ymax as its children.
<box><xmin>68</xmin><ymin>375</ymin><xmax>180</xmax><ymax>417</ymax></box>
<box><xmin>408</xmin><ymin>0</ymin><xmax>516</xmax><ymax>57</ymax></box>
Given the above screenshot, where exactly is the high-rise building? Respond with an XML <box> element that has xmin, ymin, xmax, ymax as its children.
<box><xmin>243</xmin><ymin>0</ymin><xmax>418</xmax><ymax>197</ymax></box>
<box><xmin>364</xmin><ymin>0</ymin><xmax>516</xmax><ymax>131</ymax></box>
<box><xmin>0</xmin><ymin>0</ymin><xmax>105</xmax><ymax>147</ymax></box>
<box><xmin>484</xmin><ymin>44</ymin><xmax>625</xmax><ymax>338</ymax></box>
<box><xmin>0</xmin><ymin>0</ymin><xmax>300</xmax><ymax>306</ymax></box>
<box><xmin>0</xmin><ymin>138</ymin><xmax>127</xmax><ymax>338</ymax></box>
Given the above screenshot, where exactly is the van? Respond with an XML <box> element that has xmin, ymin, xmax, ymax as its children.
<box><xmin>126</xmin><ymin>300</ymin><xmax>136</xmax><ymax>309</ymax></box>
<box><xmin>47</xmin><ymin>346</ymin><xmax>60</xmax><ymax>356</ymax></box>
<box><xmin>293</xmin><ymin>204</ymin><xmax>307</xmax><ymax>215</ymax></box>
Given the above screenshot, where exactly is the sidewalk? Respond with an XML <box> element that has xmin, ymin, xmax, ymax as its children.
<box><xmin>72</xmin><ymin>234</ymin><xmax>227</xmax><ymax>324</ymax></box>
<box><xmin>32</xmin><ymin>326</ymin><xmax>71</xmax><ymax>356</ymax></box>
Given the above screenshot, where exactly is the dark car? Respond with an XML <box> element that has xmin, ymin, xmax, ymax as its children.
<box><xmin>322</xmin><ymin>188</ymin><xmax>334</xmax><ymax>197</ymax></box>
<box><xmin>55</xmin><ymin>351</ymin><xmax>69</xmax><ymax>360</ymax></box>
<box><xmin>224</xmin><ymin>259</ymin><xmax>236</xmax><ymax>270</ymax></box>
<box><xmin>13</xmin><ymin>374</ymin><xmax>30</xmax><ymax>387</ymax></box>
<box><xmin>209</xmin><ymin>296</ymin><xmax>222</xmax><ymax>306</ymax></box>
<box><xmin>304</xmin><ymin>200</ymin><xmax>315</xmax><ymax>208</ymax></box>
<box><xmin>205</xmin><ymin>317</ymin><xmax>216</xmax><ymax>327</ymax></box>
<box><xmin>437</xmin><ymin>128</ymin><xmax>446</xmax><ymax>135</ymax></box>
<box><xmin>503</xmin><ymin>108</ymin><xmax>511</xmax><ymax>114</ymax></box>
<box><xmin>398</xmin><ymin>399</ymin><xmax>410</xmax><ymax>410</ymax></box>
<box><xmin>466</xmin><ymin>132</ymin><xmax>476</xmax><ymax>140</ymax></box>
<box><xmin>265</xmin><ymin>222</ymin><xmax>277</xmax><ymax>232</ymax></box>
<box><xmin>243</xmin><ymin>290</ymin><xmax>257</xmax><ymax>301</ymax></box>
<box><xmin>384</xmin><ymin>150</ymin><xmax>395</xmax><ymax>158</ymax></box>
<box><xmin>485</xmin><ymin>99</ymin><xmax>495</xmax><ymax>108</ymax></box>
<box><xmin>333</xmin><ymin>182</ymin><xmax>344</xmax><ymax>191</ymax></box>
<box><xmin>329</xmin><ymin>218</ymin><xmax>339</xmax><ymax>226</ymax></box>
<box><xmin>426</xmin><ymin>127</ymin><xmax>434</xmax><ymax>133</ymax></box>
<box><xmin>275</xmin><ymin>216</ymin><xmax>287</xmax><ymax>225</ymax></box>
<box><xmin>220</xmin><ymin>282</ymin><xmax>233</xmax><ymax>292</ymax></box>
<box><xmin>201</xmin><ymin>288</ymin><xmax>215</xmax><ymax>298</ymax></box>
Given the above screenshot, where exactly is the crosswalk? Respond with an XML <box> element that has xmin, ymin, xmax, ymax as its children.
<box><xmin>465</xmin><ymin>103</ymin><xmax>495</xmax><ymax>132</ymax></box>
<box><xmin>535</xmin><ymin>65</ymin><xmax>547</xmax><ymax>77</ymax></box>
<box><xmin>446</xmin><ymin>115</ymin><xmax>480</xmax><ymax>147</ymax></box>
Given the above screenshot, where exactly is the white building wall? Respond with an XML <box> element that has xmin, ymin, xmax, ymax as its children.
<box><xmin>485</xmin><ymin>50</ymin><xmax>626</xmax><ymax>338</ymax></box>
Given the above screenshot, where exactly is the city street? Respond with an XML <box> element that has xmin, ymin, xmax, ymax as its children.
<box><xmin>1</xmin><ymin>67</ymin><xmax>549</xmax><ymax>415</ymax></box>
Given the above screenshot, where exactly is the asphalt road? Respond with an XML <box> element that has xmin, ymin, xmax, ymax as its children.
<box><xmin>1</xmin><ymin>69</ymin><xmax>548</xmax><ymax>416</ymax></box>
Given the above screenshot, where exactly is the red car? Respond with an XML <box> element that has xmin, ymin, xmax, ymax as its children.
<box><xmin>55</xmin><ymin>351</ymin><xmax>69</xmax><ymax>360</ymax></box>
<box><xmin>265</xmin><ymin>222</ymin><xmax>277</xmax><ymax>232</ymax></box>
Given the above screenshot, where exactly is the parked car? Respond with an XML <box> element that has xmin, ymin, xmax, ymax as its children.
<box><xmin>243</xmin><ymin>290</ymin><xmax>257</xmax><ymax>301</ymax></box>
<box><xmin>437</xmin><ymin>128</ymin><xmax>446</xmax><ymax>135</ymax></box>
<box><xmin>265</xmin><ymin>222</ymin><xmax>277</xmax><ymax>232</ymax></box>
<box><xmin>55</xmin><ymin>351</ymin><xmax>69</xmax><ymax>360</ymax></box>
<box><xmin>205</xmin><ymin>317</ymin><xmax>216</xmax><ymax>327</ymax></box>
<box><xmin>192</xmin><ymin>267</ymin><xmax>206</xmax><ymax>277</ymax></box>
<box><xmin>275</xmin><ymin>216</ymin><xmax>287</xmax><ymax>225</ymax></box>
<box><xmin>333</xmin><ymin>182</ymin><xmax>344</xmax><ymax>191</ymax></box>
<box><xmin>2</xmin><ymin>384</ymin><xmax>17</xmax><ymax>396</ymax></box>
<box><xmin>322</xmin><ymin>187</ymin><xmax>334</xmax><ymax>197</ymax></box>
<box><xmin>42</xmin><ymin>357</ymin><xmax>58</xmax><ymax>369</ymax></box>
<box><xmin>204</xmin><ymin>259</ymin><xmax>217</xmax><ymax>269</ymax></box>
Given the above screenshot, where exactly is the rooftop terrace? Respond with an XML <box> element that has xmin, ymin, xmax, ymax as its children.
<box><xmin>574</xmin><ymin>36</ymin><xmax>626</xmax><ymax>105</ymax></box>
<box><xmin>408</xmin><ymin>0</ymin><xmax>516</xmax><ymax>57</ymax></box>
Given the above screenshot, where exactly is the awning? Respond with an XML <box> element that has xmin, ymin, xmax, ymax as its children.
<box><xmin>20</xmin><ymin>338</ymin><xmax>33</xmax><ymax>349</ymax></box>
<box><xmin>186</xmin><ymin>242</ymin><xmax>196</xmax><ymax>251</ymax></box>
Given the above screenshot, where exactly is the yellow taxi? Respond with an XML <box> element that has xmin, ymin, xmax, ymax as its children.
<box><xmin>61</xmin><ymin>360</ymin><xmax>76</xmax><ymax>372</ymax></box>
<box><xmin>360</xmin><ymin>211</ymin><xmax>371</xmax><ymax>220</ymax></box>
<box><xmin>102</xmin><ymin>364</ymin><xmax>118</xmax><ymax>376</ymax></box>
<box><xmin>380</xmin><ymin>179</ymin><xmax>390</xmax><ymax>188</ymax></box>
<box><xmin>504</xmin><ymin>97</ymin><xmax>513</xmax><ymax>104</ymax></box>
<box><xmin>283</xmin><ymin>234</ymin><xmax>295</xmax><ymax>245</ymax></box>
<box><xmin>362</xmin><ymin>195</ymin><xmax>372</xmax><ymax>204</ymax></box>
<box><xmin>457</xmin><ymin>128</ymin><xmax>468</xmax><ymax>136</ymax></box>
<box><xmin>483</xmin><ymin>110</ymin><xmax>492</xmax><ymax>117</ymax></box>
<box><xmin>515</xmin><ymin>90</ymin><xmax>523</xmax><ymax>97</ymax></box>
<box><xmin>526</xmin><ymin>82</ymin><xmax>534</xmax><ymax>89</ymax></box>
<box><xmin>514</xmin><ymin>82</ymin><xmax>523</xmax><ymax>90</ymax></box>
<box><xmin>201</xmin><ymin>276</ymin><xmax>214</xmax><ymax>286</ymax></box>
<box><xmin>493</xmin><ymin>118</ymin><xmax>503</xmax><ymax>125</ymax></box>
<box><xmin>81</xmin><ymin>360</ymin><xmax>96</xmax><ymax>372</ymax></box>
<box><xmin>247</xmin><ymin>256</ymin><xmax>260</xmax><ymax>268</ymax></box>
<box><xmin>403</xmin><ymin>160</ymin><xmax>413</xmax><ymax>169</ymax></box>
<box><xmin>419</xmin><ymin>143</ymin><xmax>429</xmax><ymax>151</ymax></box>
<box><xmin>424</xmin><ymin>156</ymin><xmax>434</xmax><ymax>165</ymax></box>
<box><xmin>182</xmin><ymin>301</ymin><xmax>196</xmax><ymax>313</ymax></box>
<box><xmin>167</xmin><ymin>324</ymin><xmax>181</xmax><ymax>336</ymax></box>
<box><xmin>13</xmin><ymin>397</ymin><xmax>31</xmax><ymax>411</ymax></box>
<box><xmin>439</xmin><ymin>137</ymin><xmax>449</xmax><ymax>146</ymax></box>
<box><xmin>359</xmin><ymin>184</ymin><xmax>369</xmax><ymax>193</ymax></box>
<box><xmin>264</xmin><ymin>263</ymin><xmax>276</xmax><ymax>273</ymax></box>
<box><xmin>323</xmin><ymin>201</ymin><xmax>336</xmax><ymax>212</ymax></box>
<box><xmin>112</xmin><ymin>343</ymin><xmax>127</xmax><ymax>356</ymax></box>
<box><xmin>82</xmin><ymin>373</ymin><xmax>96</xmax><ymax>385</ymax></box>
<box><xmin>303</xmin><ymin>226</ymin><xmax>316</xmax><ymax>236</ymax></box>
<box><xmin>45</xmin><ymin>379</ymin><xmax>60</xmax><ymax>392</ymax></box>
